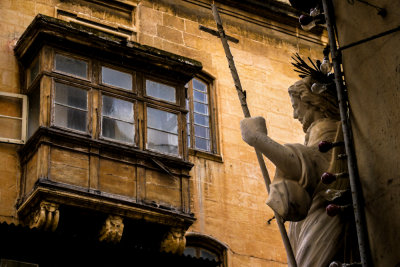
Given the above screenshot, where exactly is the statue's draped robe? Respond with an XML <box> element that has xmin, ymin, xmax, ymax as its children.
<box><xmin>267</xmin><ymin>118</ymin><xmax>344</xmax><ymax>267</ymax></box>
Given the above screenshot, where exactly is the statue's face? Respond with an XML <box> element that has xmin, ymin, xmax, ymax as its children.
<box><xmin>291</xmin><ymin>96</ymin><xmax>307</xmax><ymax>123</ymax></box>
<box><xmin>290</xmin><ymin>96</ymin><xmax>315</xmax><ymax>132</ymax></box>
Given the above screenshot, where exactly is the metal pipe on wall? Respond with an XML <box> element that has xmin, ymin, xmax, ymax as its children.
<box><xmin>321</xmin><ymin>0</ymin><xmax>373</xmax><ymax>266</ymax></box>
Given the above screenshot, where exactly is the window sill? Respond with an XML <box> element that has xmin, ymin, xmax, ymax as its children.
<box><xmin>189</xmin><ymin>149</ymin><xmax>223</xmax><ymax>163</ymax></box>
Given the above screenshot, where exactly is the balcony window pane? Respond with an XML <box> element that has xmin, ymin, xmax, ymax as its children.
<box><xmin>54</xmin><ymin>83</ymin><xmax>87</xmax><ymax>132</ymax></box>
<box><xmin>101</xmin><ymin>66</ymin><xmax>132</xmax><ymax>90</ymax></box>
<box><xmin>193</xmin><ymin>78</ymin><xmax>207</xmax><ymax>92</ymax></box>
<box><xmin>194</xmin><ymin>125</ymin><xmax>209</xmax><ymax>139</ymax></box>
<box><xmin>28</xmin><ymin>89</ymin><xmax>40</xmax><ymax>138</ymax></box>
<box><xmin>193</xmin><ymin>90</ymin><xmax>207</xmax><ymax>103</ymax></box>
<box><xmin>195</xmin><ymin>137</ymin><xmax>210</xmax><ymax>151</ymax></box>
<box><xmin>194</xmin><ymin>102</ymin><xmax>208</xmax><ymax>115</ymax></box>
<box><xmin>194</xmin><ymin>113</ymin><xmax>209</xmax><ymax>127</ymax></box>
<box><xmin>147</xmin><ymin>107</ymin><xmax>177</xmax><ymax>134</ymax></box>
<box><xmin>147</xmin><ymin>107</ymin><xmax>178</xmax><ymax>155</ymax></box>
<box><xmin>102</xmin><ymin>95</ymin><xmax>134</xmax><ymax>122</ymax></box>
<box><xmin>29</xmin><ymin>59</ymin><xmax>39</xmax><ymax>85</ymax></box>
<box><xmin>101</xmin><ymin>95</ymin><xmax>134</xmax><ymax>143</ymax></box>
<box><xmin>54</xmin><ymin>105</ymin><xmax>87</xmax><ymax>132</ymax></box>
<box><xmin>102</xmin><ymin>117</ymin><xmax>134</xmax><ymax>143</ymax></box>
<box><xmin>55</xmin><ymin>54</ymin><xmax>87</xmax><ymax>78</ymax></box>
<box><xmin>55</xmin><ymin>83</ymin><xmax>87</xmax><ymax>109</ymax></box>
<box><xmin>146</xmin><ymin>80</ymin><xmax>176</xmax><ymax>103</ymax></box>
<box><xmin>0</xmin><ymin>117</ymin><xmax>22</xmax><ymax>140</ymax></box>
<box><xmin>147</xmin><ymin>128</ymin><xmax>178</xmax><ymax>155</ymax></box>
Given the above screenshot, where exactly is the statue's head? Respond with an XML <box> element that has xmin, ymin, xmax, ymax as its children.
<box><xmin>288</xmin><ymin>77</ymin><xmax>340</xmax><ymax>132</ymax></box>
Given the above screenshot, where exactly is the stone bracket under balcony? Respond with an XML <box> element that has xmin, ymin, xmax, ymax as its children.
<box><xmin>17</xmin><ymin>178</ymin><xmax>195</xmax><ymax>251</ymax></box>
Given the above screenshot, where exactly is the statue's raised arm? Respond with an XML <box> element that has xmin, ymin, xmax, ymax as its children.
<box><xmin>240</xmin><ymin>75</ymin><xmax>349</xmax><ymax>266</ymax></box>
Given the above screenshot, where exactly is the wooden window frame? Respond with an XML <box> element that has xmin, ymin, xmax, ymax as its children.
<box><xmin>186</xmin><ymin>74</ymin><xmax>220</xmax><ymax>159</ymax></box>
<box><xmin>50</xmin><ymin>79</ymin><xmax>91</xmax><ymax>136</ymax></box>
<box><xmin>0</xmin><ymin>91</ymin><xmax>28</xmax><ymax>144</ymax></box>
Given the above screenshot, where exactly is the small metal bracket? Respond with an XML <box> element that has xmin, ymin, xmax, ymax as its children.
<box><xmin>151</xmin><ymin>158</ymin><xmax>176</xmax><ymax>179</ymax></box>
<box><xmin>267</xmin><ymin>216</ymin><xmax>276</xmax><ymax>224</ymax></box>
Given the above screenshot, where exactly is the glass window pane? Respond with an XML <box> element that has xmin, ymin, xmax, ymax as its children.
<box><xmin>195</xmin><ymin>137</ymin><xmax>210</xmax><ymax>151</ymax></box>
<box><xmin>194</xmin><ymin>102</ymin><xmax>208</xmax><ymax>115</ymax></box>
<box><xmin>0</xmin><ymin>117</ymin><xmax>22</xmax><ymax>140</ymax></box>
<box><xmin>194</xmin><ymin>113</ymin><xmax>209</xmax><ymax>127</ymax></box>
<box><xmin>55</xmin><ymin>54</ymin><xmax>87</xmax><ymax>78</ymax></box>
<box><xmin>102</xmin><ymin>95</ymin><xmax>133</xmax><ymax>122</ymax></box>
<box><xmin>194</xmin><ymin>125</ymin><xmax>209</xmax><ymax>139</ymax></box>
<box><xmin>101</xmin><ymin>66</ymin><xmax>132</xmax><ymax>90</ymax></box>
<box><xmin>193</xmin><ymin>90</ymin><xmax>207</xmax><ymax>103</ymax></box>
<box><xmin>55</xmin><ymin>83</ymin><xmax>87</xmax><ymax>110</ymax></box>
<box><xmin>54</xmin><ymin>104</ymin><xmax>87</xmax><ymax>132</ymax></box>
<box><xmin>29</xmin><ymin>59</ymin><xmax>39</xmax><ymax>85</ymax></box>
<box><xmin>185</xmin><ymin>98</ymin><xmax>190</xmax><ymax>110</ymax></box>
<box><xmin>147</xmin><ymin>128</ymin><xmax>178</xmax><ymax>155</ymax></box>
<box><xmin>193</xmin><ymin>78</ymin><xmax>207</xmax><ymax>92</ymax></box>
<box><xmin>146</xmin><ymin>80</ymin><xmax>176</xmax><ymax>103</ymax></box>
<box><xmin>147</xmin><ymin>107</ymin><xmax>177</xmax><ymax>134</ymax></box>
<box><xmin>183</xmin><ymin>247</ymin><xmax>196</xmax><ymax>257</ymax></box>
<box><xmin>102</xmin><ymin>117</ymin><xmax>134</xmax><ymax>143</ymax></box>
<box><xmin>0</xmin><ymin>95</ymin><xmax>22</xmax><ymax>118</ymax></box>
<box><xmin>200</xmin><ymin>249</ymin><xmax>218</xmax><ymax>261</ymax></box>
<box><xmin>28</xmin><ymin>89</ymin><xmax>40</xmax><ymax>138</ymax></box>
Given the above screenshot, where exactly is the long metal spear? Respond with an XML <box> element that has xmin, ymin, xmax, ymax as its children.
<box><xmin>210</xmin><ymin>4</ymin><xmax>297</xmax><ymax>267</ymax></box>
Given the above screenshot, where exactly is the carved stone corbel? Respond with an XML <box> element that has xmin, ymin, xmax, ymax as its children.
<box><xmin>29</xmin><ymin>201</ymin><xmax>60</xmax><ymax>231</ymax></box>
<box><xmin>99</xmin><ymin>215</ymin><xmax>124</xmax><ymax>243</ymax></box>
<box><xmin>160</xmin><ymin>227</ymin><xmax>186</xmax><ymax>254</ymax></box>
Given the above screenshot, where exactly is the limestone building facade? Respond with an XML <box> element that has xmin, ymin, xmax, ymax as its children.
<box><xmin>0</xmin><ymin>0</ymin><xmax>326</xmax><ymax>266</ymax></box>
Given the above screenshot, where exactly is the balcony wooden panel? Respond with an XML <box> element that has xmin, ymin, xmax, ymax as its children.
<box><xmin>25</xmin><ymin>151</ymin><xmax>39</xmax><ymax>195</ymax></box>
<box><xmin>98</xmin><ymin>158</ymin><xmax>136</xmax><ymax>198</ymax></box>
<box><xmin>50</xmin><ymin>147</ymin><xmax>89</xmax><ymax>187</ymax></box>
<box><xmin>145</xmin><ymin>169</ymin><xmax>181</xmax><ymax>208</ymax></box>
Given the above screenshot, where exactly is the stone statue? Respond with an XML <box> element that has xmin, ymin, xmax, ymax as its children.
<box><xmin>241</xmin><ymin>76</ymin><xmax>349</xmax><ymax>266</ymax></box>
<box><xmin>99</xmin><ymin>215</ymin><xmax>124</xmax><ymax>243</ymax></box>
<box><xmin>160</xmin><ymin>228</ymin><xmax>186</xmax><ymax>254</ymax></box>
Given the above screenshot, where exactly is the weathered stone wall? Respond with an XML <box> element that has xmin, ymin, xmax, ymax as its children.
<box><xmin>136</xmin><ymin>1</ymin><xmax>326</xmax><ymax>266</ymax></box>
<box><xmin>0</xmin><ymin>0</ymin><xmax>326</xmax><ymax>266</ymax></box>
<box><xmin>334</xmin><ymin>0</ymin><xmax>400</xmax><ymax>266</ymax></box>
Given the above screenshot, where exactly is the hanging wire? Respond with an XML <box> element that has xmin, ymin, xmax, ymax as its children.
<box><xmin>347</xmin><ymin>0</ymin><xmax>386</xmax><ymax>17</ymax></box>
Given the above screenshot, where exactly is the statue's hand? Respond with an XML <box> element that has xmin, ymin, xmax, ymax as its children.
<box><xmin>240</xmin><ymin>116</ymin><xmax>268</xmax><ymax>147</ymax></box>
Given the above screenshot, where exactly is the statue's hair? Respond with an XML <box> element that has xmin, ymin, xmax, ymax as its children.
<box><xmin>288</xmin><ymin>77</ymin><xmax>340</xmax><ymax>120</ymax></box>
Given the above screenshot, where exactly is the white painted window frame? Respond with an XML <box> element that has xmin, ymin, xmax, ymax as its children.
<box><xmin>0</xmin><ymin>91</ymin><xmax>28</xmax><ymax>144</ymax></box>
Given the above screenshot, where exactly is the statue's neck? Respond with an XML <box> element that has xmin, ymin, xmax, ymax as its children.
<box><xmin>304</xmin><ymin>118</ymin><xmax>336</xmax><ymax>145</ymax></box>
